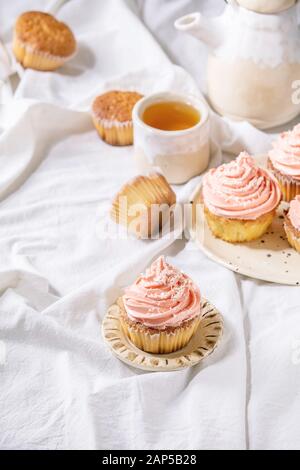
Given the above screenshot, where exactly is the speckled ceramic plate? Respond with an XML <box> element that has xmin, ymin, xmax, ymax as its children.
<box><xmin>102</xmin><ymin>298</ymin><xmax>223</xmax><ymax>372</ymax></box>
<box><xmin>189</xmin><ymin>156</ymin><xmax>300</xmax><ymax>286</ymax></box>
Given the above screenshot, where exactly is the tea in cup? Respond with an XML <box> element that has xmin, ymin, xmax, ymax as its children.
<box><xmin>132</xmin><ymin>92</ymin><xmax>210</xmax><ymax>184</ymax></box>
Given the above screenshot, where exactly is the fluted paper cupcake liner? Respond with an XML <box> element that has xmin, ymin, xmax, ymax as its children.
<box><xmin>267</xmin><ymin>159</ymin><xmax>300</xmax><ymax>203</ymax></box>
<box><xmin>92</xmin><ymin>115</ymin><xmax>133</xmax><ymax>146</ymax></box>
<box><xmin>120</xmin><ymin>313</ymin><xmax>201</xmax><ymax>354</ymax></box>
<box><xmin>276</xmin><ymin>175</ymin><xmax>300</xmax><ymax>203</ymax></box>
<box><xmin>111</xmin><ymin>173</ymin><xmax>176</xmax><ymax>238</ymax></box>
<box><xmin>13</xmin><ymin>36</ymin><xmax>75</xmax><ymax>71</ymax></box>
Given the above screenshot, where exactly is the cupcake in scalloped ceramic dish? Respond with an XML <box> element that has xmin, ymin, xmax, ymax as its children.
<box><xmin>118</xmin><ymin>256</ymin><xmax>202</xmax><ymax>354</ymax></box>
<box><xmin>202</xmin><ymin>152</ymin><xmax>282</xmax><ymax>243</ymax></box>
<box><xmin>268</xmin><ymin>124</ymin><xmax>300</xmax><ymax>202</ymax></box>
<box><xmin>284</xmin><ymin>196</ymin><xmax>300</xmax><ymax>253</ymax></box>
<box><xmin>92</xmin><ymin>90</ymin><xmax>143</xmax><ymax>146</ymax></box>
<box><xmin>13</xmin><ymin>11</ymin><xmax>76</xmax><ymax>71</ymax></box>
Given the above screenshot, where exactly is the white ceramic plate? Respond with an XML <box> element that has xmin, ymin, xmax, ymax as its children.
<box><xmin>102</xmin><ymin>298</ymin><xmax>223</xmax><ymax>372</ymax></box>
<box><xmin>189</xmin><ymin>156</ymin><xmax>300</xmax><ymax>285</ymax></box>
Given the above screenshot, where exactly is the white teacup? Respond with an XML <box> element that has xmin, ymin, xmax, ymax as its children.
<box><xmin>132</xmin><ymin>92</ymin><xmax>210</xmax><ymax>184</ymax></box>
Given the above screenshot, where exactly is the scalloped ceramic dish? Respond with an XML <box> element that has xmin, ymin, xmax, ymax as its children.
<box><xmin>102</xmin><ymin>297</ymin><xmax>223</xmax><ymax>372</ymax></box>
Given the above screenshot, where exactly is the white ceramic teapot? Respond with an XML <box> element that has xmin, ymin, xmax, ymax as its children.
<box><xmin>175</xmin><ymin>0</ymin><xmax>300</xmax><ymax>129</ymax></box>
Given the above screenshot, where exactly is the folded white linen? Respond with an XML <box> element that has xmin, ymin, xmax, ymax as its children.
<box><xmin>0</xmin><ymin>0</ymin><xmax>298</xmax><ymax>451</ymax></box>
<box><xmin>0</xmin><ymin>107</ymin><xmax>246</xmax><ymax>450</ymax></box>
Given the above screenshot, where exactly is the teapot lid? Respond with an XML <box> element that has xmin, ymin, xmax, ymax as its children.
<box><xmin>234</xmin><ymin>0</ymin><xmax>296</xmax><ymax>13</ymax></box>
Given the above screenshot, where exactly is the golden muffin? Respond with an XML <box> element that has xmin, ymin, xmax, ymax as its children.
<box><xmin>92</xmin><ymin>90</ymin><xmax>143</xmax><ymax>146</ymax></box>
<box><xmin>13</xmin><ymin>11</ymin><xmax>76</xmax><ymax>71</ymax></box>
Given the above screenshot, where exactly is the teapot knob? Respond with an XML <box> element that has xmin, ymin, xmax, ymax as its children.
<box><xmin>174</xmin><ymin>12</ymin><xmax>201</xmax><ymax>32</ymax></box>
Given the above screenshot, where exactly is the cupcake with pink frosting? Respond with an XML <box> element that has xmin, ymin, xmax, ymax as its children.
<box><xmin>119</xmin><ymin>256</ymin><xmax>201</xmax><ymax>353</ymax></box>
<box><xmin>268</xmin><ymin>124</ymin><xmax>300</xmax><ymax>202</ymax></box>
<box><xmin>284</xmin><ymin>196</ymin><xmax>300</xmax><ymax>253</ymax></box>
<box><xmin>202</xmin><ymin>152</ymin><xmax>281</xmax><ymax>243</ymax></box>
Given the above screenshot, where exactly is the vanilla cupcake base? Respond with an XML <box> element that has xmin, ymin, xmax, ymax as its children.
<box><xmin>118</xmin><ymin>299</ymin><xmax>201</xmax><ymax>354</ymax></box>
<box><xmin>92</xmin><ymin>116</ymin><xmax>133</xmax><ymax>146</ymax></box>
<box><xmin>13</xmin><ymin>37</ymin><xmax>73</xmax><ymax>71</ymax></box>
<box><xmin>204</xmin><ymin>206</ymin><xmax>276</xmax><ymax>243</ymax></box>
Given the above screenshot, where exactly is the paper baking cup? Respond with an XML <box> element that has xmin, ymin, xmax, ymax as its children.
<box><xmin>267</xmin><ymin>159</ymin><xmax>300</xmax><ymax>202</ymax></box>
<box><xmin>276</xmin><ymin>174</ymin><xmax>300</xmax><ymax>203</ymax></box>
<box><xmin>110</xmin><ymin>173</ymin><xmax>176</xmax><ymax>238</ymax></box>
<box><xmin>92</xmin><ymin>115</ymin><xmax>133</xmax><ymax>146</ymax></box>
<box><xmin>120</xmin><ymin>310</ymin><xmax>201</xmax><ymax>354</ymax></box>
<box><xmin>13</xmin><ymin>37</ymin><xmax>75</xmax><ymax>71</ymax></box>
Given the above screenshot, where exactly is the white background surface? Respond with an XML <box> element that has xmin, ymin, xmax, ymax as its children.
<box><xmin>0</xmin><ymin>0</ymin><xmax>299</xmax><ymax>450</ymax></box>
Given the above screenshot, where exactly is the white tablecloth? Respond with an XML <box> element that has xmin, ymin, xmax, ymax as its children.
<box><xmin>0</xmin><ymin>0</ymin><xmax>299</xmax><ymax>450</ymax></box>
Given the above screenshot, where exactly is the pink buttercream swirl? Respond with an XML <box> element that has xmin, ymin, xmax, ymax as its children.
<box><xmin>288</xmin><ymin>196</ymin><xmax>300</xmax><ymax>231</ymax></box>
<box><xmin>123</xmin><ymin>256</ymin><xmax>201</xmax><ymax>330</ymax></box>
<box><xmin>203</xmin><ymin>152</ymin><xmax>281</xmax><ymax>220</ymax></box>
<box><xmin>269</xmin><ymin>124</ymin><xmax>300</xmax><ymax>181</ymax></box>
